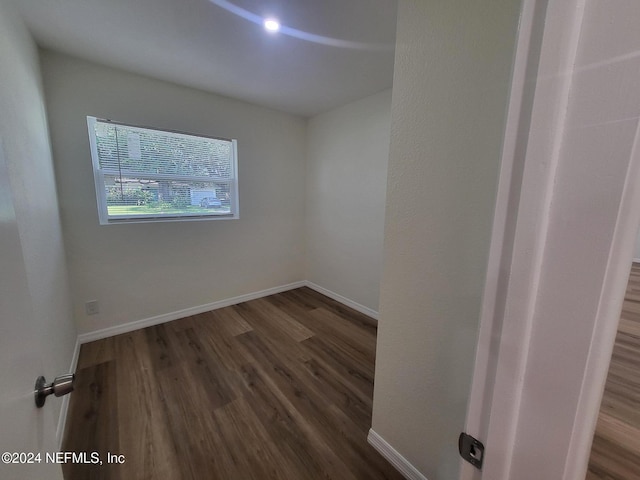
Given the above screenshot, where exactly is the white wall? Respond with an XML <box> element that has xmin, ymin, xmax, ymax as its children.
<box><xmin>370</xmin><ymin>1</ymin><xmax>521</xmax><ymax>479</ymax></box>
<box><xmin>40</xmin><ymin>51</ymin><xmax>307</xmax><ymax>335</ymax></box>
<box><xmin>0</xmin><ymin>1</ymin><xmax>76</xmax><ymax>477</ymax></box>
<box><xmin>306</xmin><ymin>90</ymin><xmax>391</xmax><ymax>313</ymax></box>
<box><xmin>634</xmin><ymin>229</ymin><xmax>640</xmax><ymax>261</ymax></box>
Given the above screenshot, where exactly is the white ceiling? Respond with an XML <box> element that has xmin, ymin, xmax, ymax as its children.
<box><xmin>13</xmin><ymin>0</ymin><xmax>398</xmax><ymax>117</ymax></box>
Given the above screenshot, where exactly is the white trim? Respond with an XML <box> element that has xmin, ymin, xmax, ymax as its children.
<box><xmin>304</xmin><ymin>282</ymin><xmax>379</xmax><ymax>320</ymax></box>
<box><xmin>472</xmin><ymin>0</ymin><xmax>589</xmax><ymax>478</ymax></box>
<box><xmin>471</xmin><ymin>0</ymin><xmax>640</xmax><ymax>478</ymax></box>
<box><xmin>77</xmin><ymin>281</ymin><xmax>306</xmax><ymax>344</ymax></box>
<box><xmin>562</xmin><ymin>107</ymin><xmax>640</xmax><ymax>480</ymax></box>
<box><xmin>462</xmin><ymin>0</ymin><xmax>539</xmax><ymax>467</ymax></box>
<box><xmin>367</xmin><ymin>429</ymin><xmax>428</xmax><ymax>480</ymax></box>
<box><xmin>56</xmin><ymin>337</ymin><xmax>81</xmax><ymax>449</ymax></box>
<box><xmin>77</xmin><ymin>280</ymin><xmax>377</xmax><ymax>345</ymax></box>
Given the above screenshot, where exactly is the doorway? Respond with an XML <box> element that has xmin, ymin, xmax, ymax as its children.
<box><xmin>587</xmin><ymin>259</ymin><xmax>640</xmax><ymax>479</ymax></box>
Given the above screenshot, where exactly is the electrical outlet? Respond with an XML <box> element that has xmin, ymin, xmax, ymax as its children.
<box><xmin>85</xmin><ymin>300</ymin><xmax>99</xmax><ymax>316</ymax></box>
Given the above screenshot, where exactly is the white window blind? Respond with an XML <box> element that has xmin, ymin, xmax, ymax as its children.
<box><xmin>87</xmin><ymin>116</ymin><xmax>238</xmax><ymax>224</ymax></box>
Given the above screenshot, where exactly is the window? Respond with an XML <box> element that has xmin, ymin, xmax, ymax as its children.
<box><xmin>87</xmin><ymin>116</ymin><xmax>238</xmax><ymax>224</ymax></box>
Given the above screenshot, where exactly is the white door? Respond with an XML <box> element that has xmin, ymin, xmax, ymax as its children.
<box><xmin>463</xmin><ymin>1</ymin><xmax>640</xmax><ymax>479</ymax></box>
<box><xmin>0</xmin><ymin>143</ymin><xmax>63</xmax><ymax>479</ymax></box>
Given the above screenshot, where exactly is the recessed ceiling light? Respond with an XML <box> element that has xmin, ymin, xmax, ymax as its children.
<box><xmin>264</xmin><ymin>18</ymin><xmax>280</xmax><ymax>33</ymax></box>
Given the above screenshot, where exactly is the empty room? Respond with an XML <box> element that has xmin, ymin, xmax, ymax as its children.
<box><xmin>2</xmin><ymin>1</ymin><xmax>639</xmax><ymax>480</ymax></box>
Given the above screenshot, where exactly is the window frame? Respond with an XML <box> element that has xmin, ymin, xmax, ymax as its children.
<box><xmin>87</xmin><ymin>116</ymin><xmax>239</xmax><ymax>225</ymax></box>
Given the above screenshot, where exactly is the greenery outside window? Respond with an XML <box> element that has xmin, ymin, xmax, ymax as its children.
<box><xmin>87</xmin><ymin>116</ymin><xmax>239</xmax><ymax>224</ymax></box>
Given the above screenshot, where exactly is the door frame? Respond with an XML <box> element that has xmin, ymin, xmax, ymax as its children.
<box><xmin>462</xmin><ymin>0</ymin><xmax>640</xmax><ymax>478</ymax></box>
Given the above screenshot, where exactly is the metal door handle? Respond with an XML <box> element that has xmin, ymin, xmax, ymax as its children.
<box><xmin>34</xmin><ymin>374</ymin><xmax>75</xmax><ymax>408</ymax></box>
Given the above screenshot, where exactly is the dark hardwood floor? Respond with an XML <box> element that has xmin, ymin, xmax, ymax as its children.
<box><xmin>587</xmin><ymin>263</ymin><xmax>640</xmax><ymax>479</ymax></box>
<box><xmin>62</xmin><ymin>287</ymin><xmax>403</xmax><ymax>480</ymax></box>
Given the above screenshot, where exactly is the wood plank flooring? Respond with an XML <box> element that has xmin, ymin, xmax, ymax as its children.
<box><xmin>62</xmin><ymin>287</ymin><xmax>403</xmax><ymax>480</ymax></box>
<box><xmin>587</xmin><ymin>263</ymin><xmax>640</xmax><ymax>479</ymax></box>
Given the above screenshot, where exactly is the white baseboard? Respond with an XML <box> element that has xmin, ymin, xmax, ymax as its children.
<box><xmin>56</xmin><ymin>336</ymin><xmax>81</xmax><ymax>449</ymax></box>
<box><xmin>77</xmin><ymin>281</ymin><xmax>307</xmax><ymax>344</ymax></box>
<box><xmin>304</xmin><ymin>281</ymin><xmax>379</xmax><ymax>321</ymax></box>
<box><xmin>368</xmin><ymin>429</ymin><xmax>428</xmax><ymax>480</ymax></box>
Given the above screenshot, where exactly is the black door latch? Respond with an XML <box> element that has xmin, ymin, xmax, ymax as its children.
<box><xmin>458</xmin><ymin>432</ymin><xmax>484</xmax><ymax>469</ymax></box>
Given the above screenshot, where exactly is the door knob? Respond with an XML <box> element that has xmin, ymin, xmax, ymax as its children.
<box><xmin>34</xmin><ymin>374</ymin><xmax>75</xmax><ymax>408</ymax></box>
